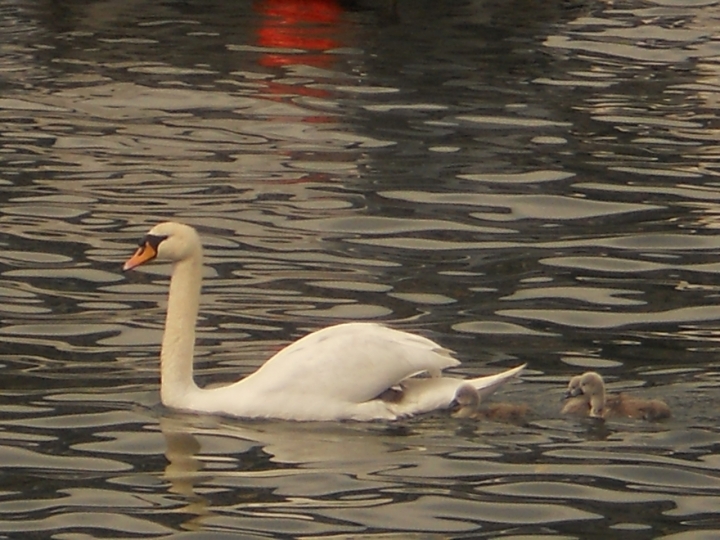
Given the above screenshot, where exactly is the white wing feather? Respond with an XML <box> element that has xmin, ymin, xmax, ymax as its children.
<box><xmin>240</xmin><ymin>322</ymin><xmax>459</xmax><ymax>403</ymax></box>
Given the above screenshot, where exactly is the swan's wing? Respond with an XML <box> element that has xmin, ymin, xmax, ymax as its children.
<box><xmin>467</xmin><ymin>363</ymin><xmax>526</xmax><ymax>402</ymax></box>
<box><xmin>390</xmin><ymin>377</ymin><xmax>463</xmax><ymax>416</ymax></box>
<box><xmin>241</xmin><ymin>322</ymin><xmax>459</xmax><ymax>404</ymax></box>
<box><xmin>390</xmin><ymin>364</ymin><xmax>526</xmax><ymax>417</ymax></box>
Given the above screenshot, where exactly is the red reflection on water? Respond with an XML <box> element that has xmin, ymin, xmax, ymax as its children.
<box><xmin>251</xmin><ymin>0</ymin><xmax>351</xmax><ymax>182</ymax></box>
<box><xmin>254</xmin><ymin>0</ymin><xmax>343</xmax><ymax>68</ymax></box>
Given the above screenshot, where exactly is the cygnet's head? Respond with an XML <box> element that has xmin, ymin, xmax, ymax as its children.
<box><xmin>123</xmin><ymin>222</ymin><xmax>201</xmax><ymax>271</ymax></box>
<box><xmin>577</xmin><ymin>372</ymin><xmax>605</xmax><ymax>399</ymax></box>
<box><xmin>564</xmin><ymin>374</ymin><xmax>583</xmax><ymax>399</ymax></box>
<box><xmin>449</xmin><ymin>383</ymin><xmax>480</xmax><ymax>418</ymax></box>
<box><xmin>566</xmin><ymin>371</ymin><xmax>605</xmax><ymax>397</ymax></box>
<box><xmin>567</xmin><ymin>371</ymin><xmax>606</xmax><ymax>418</ymax></box>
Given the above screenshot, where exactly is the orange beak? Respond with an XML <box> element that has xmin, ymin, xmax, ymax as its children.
<box><xmin>123</xmin><ymin>241</ymin><xmax>158</xmax><ymax>272</ymax></box>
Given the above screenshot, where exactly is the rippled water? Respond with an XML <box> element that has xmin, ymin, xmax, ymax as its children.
<box><xmin>1</xmin><ymin>0</ymin><xmax>719</xmax><ymax>537</ymax></box>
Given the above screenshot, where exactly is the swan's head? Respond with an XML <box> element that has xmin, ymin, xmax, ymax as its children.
<box><xmin>449</xmin><ymin>383</ymin><xmax>480</xmax><ymax>418</ymax></box>
<box><xmin>123</xmin><ymin>222</ymin><xmax>201</xmax><ymax>271</ymax></box>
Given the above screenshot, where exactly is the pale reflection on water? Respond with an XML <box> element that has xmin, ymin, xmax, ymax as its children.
<box><xmin>0</xmin><ymin>0</ymin><xmax>720</xmax><ymax>538</ymax></box>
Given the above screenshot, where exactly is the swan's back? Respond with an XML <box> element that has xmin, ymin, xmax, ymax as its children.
<box><xmin>208</xmin><ymin>323</ymin><xmax>461</xmax><ymax>420</ymax></box>
<box><xmin>246</xmin><ymin>323</ymin><xmax>457</xmax><ymax>399</ymax></box>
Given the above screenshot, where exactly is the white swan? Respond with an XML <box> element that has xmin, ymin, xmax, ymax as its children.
<box><xmin>123</xmin><ymin>222</ymin><xmax>525</xmax><ymax>422</ymax></box>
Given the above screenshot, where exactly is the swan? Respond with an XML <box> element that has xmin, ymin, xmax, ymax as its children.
<box><xmin>122</xmin><ymin>222</ymin><xmax>526</xmax><ymax>422</ymax></box>
<box><xmin>561</xmin><ymin>371</ymin><xmax>671</xmax><ymax>421</ymax></box>
<box><xmin>449</xmin><ymin>383</ymin><xmax>530</xmax><ymax>423</ymax></box>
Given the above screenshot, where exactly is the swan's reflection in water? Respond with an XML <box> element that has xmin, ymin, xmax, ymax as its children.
<box><xmin>163</xmin><ymin>425</ymin><xmax>209</xmax><ymax>529</ymax></box>
<box><xmin>159</xmin><ymin>414</ymin><xmax>424</xmax><ymax>535</ymax></box>
<box><xmin>154</xmin><ymin>399</ymin><xmax>720</xmax><ymax>537</ymax></box>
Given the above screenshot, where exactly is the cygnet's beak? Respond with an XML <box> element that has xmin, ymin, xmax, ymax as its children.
<box><xmin>448</xmin><ymin>398</ymin><xmax>461</xmax><ymax>414</ymax></box>
<box><xmin>563</xmin><ymin>387</ymin><xmax>583</xmax><ymax>400</ymax></box>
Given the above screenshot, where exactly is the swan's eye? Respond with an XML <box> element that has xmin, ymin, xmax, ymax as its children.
<box><xmin>123</xmin><ymin>234</ymin><xmax>168</xmax><ymax>272</ymax></box>
<box><xmin>143</xmin><ymin>234</ymin><xmax>168</xmax><ymax>250</ymax></box>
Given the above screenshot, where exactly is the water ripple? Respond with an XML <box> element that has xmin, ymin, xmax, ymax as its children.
<box><xmin>0</xmin><ymin>0</ymin><xmax>718</xmax><ymax>538</ymax></box>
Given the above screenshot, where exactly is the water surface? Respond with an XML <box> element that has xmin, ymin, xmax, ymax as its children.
<box><xmin>0</xmin><ymin>0</ymin><xmax>719</xmax><ymax>538</ymax></box>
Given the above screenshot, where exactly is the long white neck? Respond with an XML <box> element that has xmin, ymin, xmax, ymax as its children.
<box><xmin>160</xmin><ymin>252</ymin><xmax>203</xmax><ymax>409</ymax></box>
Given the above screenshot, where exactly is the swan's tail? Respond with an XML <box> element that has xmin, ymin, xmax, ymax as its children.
<box><xmin>389</xmin><ymin>363</ymin><xmax>527</xmax><ymax>419</ymax></box>
<box><xmin>467</xmin><ymin>363</ymin><xmax>526</xmax><ymax>402</ymax></box>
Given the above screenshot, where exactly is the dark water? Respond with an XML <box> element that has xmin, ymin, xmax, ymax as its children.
<box><xmin>0</xmin><ymin>0</ymin><xmax>719</xmax><ymax>537</ymax></box>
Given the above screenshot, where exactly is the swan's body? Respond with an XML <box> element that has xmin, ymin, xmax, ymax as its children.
<box><xmin>450</xmin><ymin>383</ymin><xmax>530</xmax><ymax>424</ymax></box>
<box><xmin>123</xmin><ymin>222</ymin><xmax>525</xmax><ymax>422</ymax></box>
<box><xmin>561</xmin><ymin>371</ymin><xmax>670</xmax><ymax>421</ymax></box>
